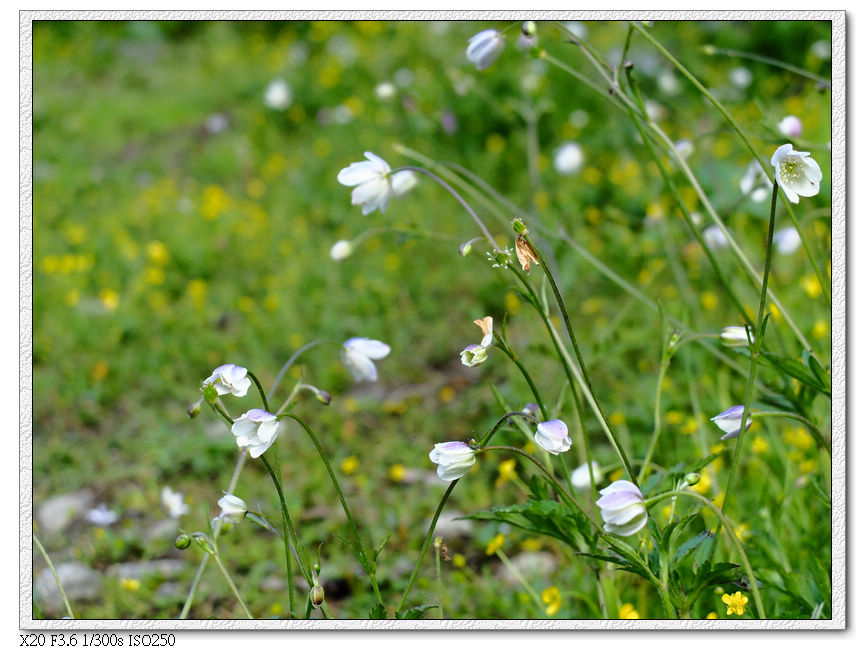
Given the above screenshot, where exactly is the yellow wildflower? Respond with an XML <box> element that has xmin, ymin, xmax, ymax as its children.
<box><xmin>388</xmin><ymin>464</ymin><xmax>406</xmax><ymax>482</ymax></box>
<box><xmin>722</xmin><ymin>591</ymin><xmax>748</xmax><ymax>616</ymax></box>
<box><xmin>618</xmin><ymin>603</ymin><xmax>640</xmax><ymax>619</ymax></box>
<box><xmin>340</xmin><ymin>456</ymin><xmax>359</xmax><ymax>475</ymax></box>
<box><xmin>496</xmin><ymin>458</ymin><xmax>518</xmax><ymax>488</ymax></box>
<box><xmin>120</xmin><ymin>578</ymin><xmax>140</xmax><ymax>592</ymax></box>
<box><xmin>485</xmin><ymin>533</ymin><xmax>505</xmax><ymax>556</ymax></box>
<box><xmin>542</xmin><ymin>586</ymin><xmax>562</xmax><ymax>616</ymax></box>
<box><xmin>706</xmin><ymin>611</ymin><xmax>718</xmax><ymax>619</ymax></box>
<box><xmin>751</xmin><ymin>435</ymin><xmax>769</xmax><ymax>455</ymax></box>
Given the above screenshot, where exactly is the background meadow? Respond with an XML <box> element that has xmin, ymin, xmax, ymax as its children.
<box><xmin>32</xmin><ymin>19</ymin><xmax>832</xmax><ymax>620</ymax></box>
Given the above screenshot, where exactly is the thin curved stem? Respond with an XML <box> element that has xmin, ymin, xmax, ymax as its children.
<box><xmin>704</xmin><ymin>45</ymin><xmax>829</xmax><ymax>87</ymax></box>
<box><xmin>392</xmin><ymin>165</ymin><xmax>498</xmax><ymax>249</ymax></box>
<box><xmin>645</xmin><ymin>490</ymin><xmax>766</xmax><ymax>619</ymax></box>
<box><xmin>282</xmin><ymin>413</ymin><xmax>384</xmax><ymax>605</ymax></box>
<box><xmin>268</xmin><ymin>339</ymin><xmax>329</xmax><ymax>402</ymax></box>
<box><xmin>752</xmin><ymin>411</ymin><xmax>829</xmax><ymax>450</ymax></box>
<box><xmin>33</xmin><ymin>532</ymin><xmax>75</xmax><ymax>619</ymax></box>
<box><xmin>211</xmin><ymin>549</ymin><xmax>254</xmax><ymax>619</ymax></box>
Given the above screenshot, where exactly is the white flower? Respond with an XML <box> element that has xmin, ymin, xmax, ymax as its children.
<box><xmin>217</xmin><ymin>493</ymin><xmax>248</xmax><ymax>524</ymax></box>
<box><xmin>341</xmin><ymin>338</ymin><xmax>390</xmax><ymax>382</ymax></box>
<box><xmin>534</xmin><ymin>419</ymin><xmax>572</xmax><ymax>455</ymax></box>
<box><xmin>778</xmin><ymin>116</ymin><xmax>803</xmax><ymax>139</ymax></box>
<box><xmin>719</xmin><ymin>326</ymin><xmax>753</xmax><ymax>347</ymax></box>
<box><xmin>466</xmin><ymin>29</ymin><xmax>505</xmax><ymax>71</ymax></box>
<box><xmin>773</xmin><ymin>226</ymin><xmax>802</xmax><ymax>255</ymax></box>
<box><xmin>375</xmin><ymin>81</ymin><xmax>396</xmax><ymax>100</ymax></box>
<box><xmin>86</xmin><ymin>504</ymin><xmax>118</xmax><ymax>527</ymax></box>
<box><xmin>460</xmin><ymin>317</ymin><xmax>493</xmax><ymax>367</ymax></box>
<box><xmin>596</xmin><ymin>480</ymin><xmax>648</xmax><ymax>536</ymax></box>
<box><xmin>390</xmin><ymin>170</ymin><xmax>418</xmax><ymax>197</ymax></box>
<box><xmin>771</xmin><ymin>144</ymin><xmax>822</xmax><ymax>204</ymax></box>
<box><xmin>264</xmin><ymin>78</ymin><xmax>292</xmax><ymax>110</ymax></box>
<box><xmin>571</xmin><ymin>461</ymin><xmax>603</xmax><ymax>490</ymax></box>
<box><xmin>203</xmin><ymin>364</ymin><xmax>251</xmax><ymax>398</ymax></box>
<box><xmin>429</xmin><ymin>441</ymin><xmax>476</xmax><ymax>481</ymax></box>
<box><xmin>330</xmin><ymin>240</ymin><xmax>354</xmax><ymax>261</ymax></box>
<box><xmin>658</xmin><ymin>69</ymin><xmax>680</xmax><ymax>95</ymax></box>
<box><xmin>337</xmin><ymin>152</ymin><xmax>393</xmax><ymax>215</ymax></box>
<box><xmin>703</xmin><ymin>225</ymin><xmax>729</xmax><ymax>250</ymax></box>
<box><xmin>729</xmin><ymin>66</ymin><xmax>752</xmax><ymax>89</ymax></box>
<box><xmin>231</xmin><ymin>409</ymin><xmax>280</xmax><ymax>458</ymax></box>
<box><xmin>161</xmin><ymin>487</ymin><xmax>189</xmax><ymax>519</ymax></box>
<box><xmin>553</xmin><ymin>142</ymin><xmax>584</xmax><ymax>176</ymax></box>
<box><xmin>711</xmin><ymin>405</ymin><xmax>753</xmax><ymax>440</ymax></box>
<box><xmin>460</xmin><ymin>344</ymin><xmax>488</xmax><ymax>367</ymax></box>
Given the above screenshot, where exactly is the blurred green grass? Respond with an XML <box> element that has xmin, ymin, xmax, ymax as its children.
<box><xmin>33</xmin><ymin>20</ymin><xmax>832</xmax><ymax>620</ymax></box>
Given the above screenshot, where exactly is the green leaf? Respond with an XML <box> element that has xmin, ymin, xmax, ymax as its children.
<box><xmin>673</xmin><ymin>530</ymin><xmax>711</xmax><ymax>565</ymax></box>
<box><xmin>691</xmin><ymin>531</ymin><xmax>715</xmax><ymax>573</ymax></box>
<box><xmin>807</xmin><ymin>352</ymin><xmax>831</xmax><ymax>393</ymax></box>
<box><xmin>759</xmin><ymin>353</ymin><xmax>831</xmax><ymax>395</ymax></box>
<box><xmin>374</xmin><ymin>533</ymin><xmax>392</xmax><ymax>561</ymax></box>
<box><xmin>246</xmin><ymin>512</ymin><xmax>281</xmax><ymax>537</ymax></box>
<box><xmin>369</xmin><ymin>603</ymin><xmax>387</xmax><ymax>619</ymax></box>
<box><xmin>465</xmin><ymin>500</ymin><xmax>589</xmax><ymax>549</ymax></box>
<box><xmin>396</xmin><ymin>605</ymin><xmax>438</xmax><ymax>620</ymax></box>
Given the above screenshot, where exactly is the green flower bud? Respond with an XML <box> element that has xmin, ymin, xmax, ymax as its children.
<box><xmin>685</xmin><ymin>472</ymin><xmax>701</xmax><ymax>486</ymax></box>
<box><xmin>512</xmin><ymin>217</ymin><xmax>528</xmax><ymax>235</ymax></box>
<box><xmin>175</xmin><ymin>534</ymin><xmax>192</xmax><ymax>550</ymax></box>
<box><xmin>310</xmin><ymin>585</ymin><xmax>325</xmax><ymax>608</ymax></box>
<box><xmin>187</xmin><ymin>400</ymin><xmax>202</xmax><ymax>418</ymax></box>
<box><xmin>459</xmin><ymin>241</ymin><xmax>473</xmax><ymax>257</ymax></box>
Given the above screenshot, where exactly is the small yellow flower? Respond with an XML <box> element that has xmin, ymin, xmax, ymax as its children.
<box><xmin>452</xmin><ymin>553</ymin><xmax>466</xmax><ymax>568</ymax></box>
<box><xmin>801</xmin><ymin>274</ymin><xmax>822</xmax><ymax>298</ymax></box>
<box><xmin>609</xmin><ymin>411</ymin><xmax>626</xmax><ymax>426</ymax></box>
<box><xmin>520</xmin><ymin>538</ymin><xmax>543</xmax><ymax>552</ymax></box>
<box><xmin>722</xmin><ymin>591</ymin><xmax>748</xmax><ymax>616</ymax></box>
<box><xmin>340</xmin><ymin>456</ymin><xmax>359</xmax><ymax>475</ymax></box>
<box><xmin>388</xmin><ymin>464</ymin><xmax>406</xmax><ymax>482</ymax></box>
<box><xmin>100</xmin><ymin>288</ymin><xmax>120</xmax><ymax>312</ymax></box>
<box><xmin>618</xmin><ymin>603</ymin><xmax>640</xmax><ymax>619</ymax></box>
<box><xmin>665</xmin><ymin>410</ymin><xmax>685</xmax><ymax>426</ymax></box>
<box><xmin>700</xmin><ymin>291</ymin><xmax>719</xmax><ymax>311</ymax></box>
<box><xmin>750</xmin><ymin>435</ymin><xmax>769</xmax><ymax>455</ymax></box>
<box><xmin>120</xmin><ymin>578</ymin><xmax>140</xmax><ymax>592</ymax></box>
<box><xmin>680</xmin><ymin>417</ymin><xmax>699</xmax><ymax>435</ymax></box>
<box><xmin>706</xmin><ymin>611</ymin><xmax>718</xmax><ymax>619</ymax></box>
<box><xmin>812</xmin><ymin>319</ymin><xmax>829</xmax><ymax>339</ymax></box>
<box><xmin>542</xmin><ymin>586</ymin><xmax>562</xmax><ymax>616</ymax></box>
<box><xmin>495</xmin><ymin>458</ymin><xmax>518</xmax><ymax>488</ymax></box>
<box><xmin>485</xmin><ymin>533</ymin><xmax>505</xmax><ymax>556</ymax></box>
<box><xmin>439</xmin><ymin>386</ymin><xmax>456</xmax><ymax>403</ymax></box>
<box><xmin>799</xmin><ymin>459</ymin><xmax>817</xmax><ymax>474</ymax></box>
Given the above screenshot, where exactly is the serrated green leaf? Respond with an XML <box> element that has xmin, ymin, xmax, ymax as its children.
<box><xmin>691</xmin><ymin>531</ymin><xmax>714</xmax><ymax>573</ymax></box>
<box><xmin>760</xmin><ymin>353</ymin><xmax>831</xmax><ymax>395</ymax></box>
<box><xmin>369</xmin><ymin>603</ymin><xmax>387</xmax><ymax>619</ymax></box>
<box><xmin>674</xmin><ymin>530</ymin><xmax>712</xmax><ymax>565</ymax></box>
<box><xmin>465</xmin><ymin>499</ymin><xmax>589</xmax><ymax>548</ymax></box>
<box><xmin>396</xmin><ymin>604</ymin><xmax>438</xmax><ymax>620</ymax></box>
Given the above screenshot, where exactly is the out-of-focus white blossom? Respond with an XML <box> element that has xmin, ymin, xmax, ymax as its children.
<box><xmin>341</xmin><ymin>338</ymin><xmax>390</xmax><ymax>382</ymax></box>
<box><xmin>553</xmin><ymin>142</ymin><xmax>584</xmax><ymax>176</ymax></box>
<box><xmin>778</xmin><ymin>115</ymin><xmax>803</xmax><ymax>139</ymax></box>
<box><xmin>337</xmin><ymin>152</ymin><xmax>394</xmax><ymax>215</ymax></box>
<box><xmin>703</xmin><ymin>225</ymin><xmax>729</xmax><ymax>250</ymax></box>
<box><xmin>729</xmin><ymin>67</ymin><xmax>753</xmax><ymax>88</ymax></box>
<box><xmin>571</xmin><ymin>461</ymin><xmax>603</xmax><ymax>489</ymax></box>
<box><xmin>720</xmin><ymin>326</ymin><xmax>753</xmax><ymax>348</ymax></box>
<box><xmin>86</xmin><ymin>504</ymin><xmax>118</xmax><ymax>526</ymax></box>
<box><xmin>162</xmin><ymin>487</ymin><xmax>190</xmax><ymax>519</ymax></box>
<box><xmin>466</xmin><ymin>29</ymin><xmax>505</xmax><ymax>70</ymax></box>
<box><xmin>264</xmin><ymin>79</ymin><xmax>292</xmax><ymax>110</ymax></box>
<box><xmin>390</xmin><ymin>170</ymin><xmax>418</xmax><ymax>197</ymax></box>
<box><xmin>329</xmin><ymin>240</ymin><xmax>354</xmax><ymax>261</ymax></box>
<box><xmin>773</xmin><ymin>226</ymin><xmax>802</xmax><ymax>255</ymax></box>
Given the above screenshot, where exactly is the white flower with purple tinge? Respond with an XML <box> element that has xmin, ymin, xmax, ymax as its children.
<box><xmin>203</xmin><ymin>364</ymin><xmax>251</xmax><ymax>398</ymax></box>
<box><xmin>553</xmin><ymin>142</ymin><xmax>584</xmax><ymax>176</ymax></box>
<box><xmin>534</xmin><ymin>419</ymin><xmax>572</xmax><ymax>455</ymax></box>
<box><xmin>161</xmin><ymin>487</ymin><xmax>189</xmax><ymax>519</ymax></box>
<box><xmin>711</xmin><ymin>405</ymin><xmax>753</xmax><ymax>440</ymax></box>
<box><xmin>232</xmin><ymin>409</ymin><xmax>280</xmax><ymax>458</ymax></box>
<box><xmin>596</xmin><ymin>480</ymin><xmax>648</xmax><ymax>536</ymax></box>
<box><xmin>571</xmin><ymin>461</ymin><xmax>604</xmax><ymax>490</ymax></box>
<box><xmin>777</xmin><ymin>115</ymin><xmax>803</xmax><ymax>139</ymax></box>
<box><xmin>771</xmin><ymin>144</ymin><xmax>822</xmax><ymax>204</ymax></box>
<box><xmin>773</xmin><ymin>227</ymin><xmax>802</xmax><ymax>255</ymax></box>
<box><xmin>337</xmin><ymin>152</ymin><xmax>394</xmax><ymax>215</ymax></box>
<box><xmin>466</xmin><ymin>29</ymin><xmax>505</xmax><ymax>71</ymax></box>
<box><xmin>429</xmin><ymin>441</ymin><xmax>476</xmax><ymax>481</ymax></box>
<box><xmin>390</xmin><ymin>170</ymin><xmax>418</xmax><ymax>197</ymax></box>
<box><xmin>341</xmin><ymin>338</ymin><xmax>390</xmax><ymax>382</ymax></box>
<box><xmin>460</xmin><ymin>317</ymin><xmax>493</xmax><ymax>367</ymax></box>
<box><xmin>217</xmin><ymin>493</ymin><xmax>248</xmax><ymax>524</ymax></box>
<box><xmin>86</xmin><ymin>504</ymin><xmax>118</xmax><ymax>527</ymax></box>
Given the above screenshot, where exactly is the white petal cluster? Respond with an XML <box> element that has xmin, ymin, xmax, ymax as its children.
<box><xmin>771</xmin><ymin>144</ymin><xmax>822</xmax><ymax>204</ymax></box>
<box><xmin>232</xmin><ymin>409</ymin><xmax>280</xmax><ymax>458</ymax></box>
<box><xmin>341</xmin><ymin>338</ymin><xmax>390</xmax><ymax>382</ymax></box>
<box><xmin>710</xmin><ymin>405</ymin><xmax>752</xmax><ymax>440</ymax></box>
<box><xmin>203</xmin><ymin>364</ymin><xmax>251</xmax><ymax>398</ymax></box>
<box><xmin>429</xmin><ymin>441</ymin><xmax>476</xmax><ymax>481</ymax></box>
<box><xmin>466</xmin><ymin>29</ymin><xmax>505</xmax><ymax>70</ymax></box>
<box><xmin>570</xmin><ymin>461</ymin><xmax>604</xmax><ymax>489</ymax></box>
<box><xmin>596</xmin><ymin>480</ymin><xmax>648</xmax><ymax>536</ymax></box>
<box><xmin>217</xmin><ymin>493</ymin><xmax>248</xmax><ymax>524</ymax></box>
<box><xmin>161</xmin><ymin>486</ymin><xmax>190</xmax><ymax>519</ymax></box>
<box><xmin>460</xmin><ymin>317</ymin><xmax>493</xmax><ymax>367</ymax></box>
<box><xmin>553</xmin><ymin>142</ymin><xmax>584</xmax><ymax>176</ymax></box>
<box><xmin>264</xmin><ymin>78</ymin><xmax>292</xmax><ymax>110</ymax></box>
<box><xmin>534</xmin><ymin>419</ymin><xmax>572</xmax><ymax>455</ymax></box>
<box><xmin>337</xmin><ymin>152</ymin><xmax>394</xmax><ymax>215</ymax></box>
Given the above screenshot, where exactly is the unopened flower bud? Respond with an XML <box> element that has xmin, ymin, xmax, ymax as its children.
<box><xmin>521</xmin><ymin>21</ymin><xmax>537</xmax><ymax>38</ymax></box>
<box><xmin>459</xmin><ymin>241</ymin><xmax>473</xmax><ymax>257</ymax></box>
<box><xmin>702</xmin><ymin>44</ymin><xmax>717</xmax><ymax>55</ymax></box>
<box><xmin>685</xmin><ymin>472</ymin><xmax>701</xmax><ymax>486</ymax></box>
<box><xmin>330</xmin><ymin>240</ymin><xmax>354</xmax><ymax>262</ymax></box>
<box><xmin>310</xmin><ymin>584</ymin><xmax>325</xmax><ymax>608</ymax></box>
<box><xmin>720</xmin><ymin>326</ymin><xmax>753</xmax><ymax>347</ymax></box>
<box><xmin>175</xmin><ymin>534</ymin><xmax>192</xmax><ymax>550</ymax></box>
<box><xmin>187</xmin><ymin>400</ymin><xmax>202</xmax><ymax>418</ymax></box>
<box><xmin>315</xmin><ymin>389</ymin><xmax>332</xmax><ymax>405</ymax></box>
<box><xmin>211</xmin><ymin>516</ymin><xmax>232</xmax><ymax>536</ymax></box>
<box><xmin>512</xmin><ymin>217</ymin><xmax>528</xmax><ymax>235</ymax></box>
<box><xmin>313</xmin><ymin>562</ymin><xmax>321</xmax><ymax>573</ymax></box>
<box><xmin>668</xmin><ymin>328</ymin><xmax>682</xmax><ymax>349</ymax></box>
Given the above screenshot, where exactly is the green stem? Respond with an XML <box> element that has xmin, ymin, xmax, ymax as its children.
<box><xmin>211</xmin><ymin>549</ymin><xmax>254</xmax><ymax>619</ymax></box>
<box><xmin>751</xmin><ymin>411</ymin><xmax>829</xmax><ymax>450</ymax></box>
<box><xmin>703</xmin><ymin>45</ymin><xmax>830</xmax><ymax>86</ymax></box>
<box><xmin>282</xmin><ymin>413</ymin><xmax>384</xmax><ymax>605</ymax></box>
<box><xmin>497</xmin><ymin>339</ymin><xmax>548</xmax><ymax>421</ymax></box>
<box><xmin>495</xmin><ymin>548</ymin><xmax>547</xmax><ymax>614</ymax></box>
<box><xmin>33</xmin><ymin>532</ymin><xmax>75</xmax><ymax>619</ymax></box>
<box><xmin>268</xmin><ymin>339</ymin><xmax>329</xmax><ymax>402</ymax></box>
<box><xmin>713</xmin><ymin>183</ymin><xmax>779</xmax><ymax>562</ymax></box>
<box><xmin>638</xmin><ymin>353</ymin><xmax>671</xmax><ymax>484</ymax></box>
<box><xmin>645</xmin><ymin>490</ymin><xmax>766</xmax><ymax>619</ymax></box>
<box><xmin>526</xmin><ymin>234</ymin><xmax>637</xmax><ymax>483</ymax></box>
<box><xmin>245</xmin><ymin>370</ymin><xmax>270</xmax><ymax>413</ymax></box>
